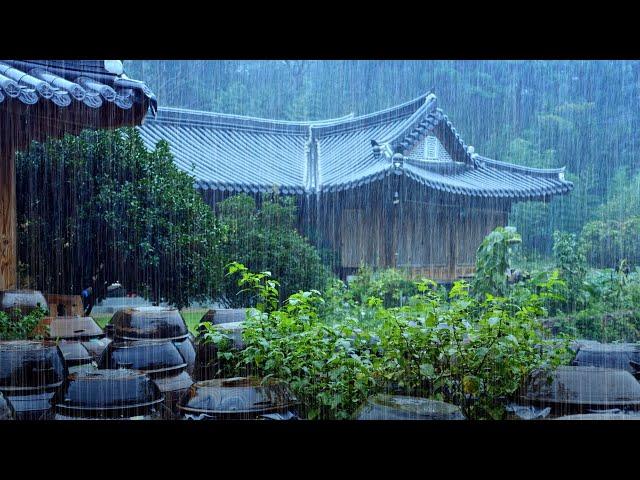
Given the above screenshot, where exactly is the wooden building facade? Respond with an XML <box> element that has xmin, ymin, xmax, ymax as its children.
<box><xmin>139</xmin><ymin>92</ymin><xmax>573</xmax><ymax>282</ymax></box>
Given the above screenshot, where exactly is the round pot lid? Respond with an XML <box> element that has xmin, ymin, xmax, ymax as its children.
<box><xmin>54</xmin><ymin>369</ymin><xmax>164</xmax><ymax>414</ymax></box>
<box><xmin>152</xmin><ymin>370</ymin><xmax>194</xmax><ymax>394</ymax></box>
<box><xmin>573</xmin><ymin>344</ymin><xmax>640</xmax><ymax>373</ymax></box>
<box><xmin>0</xmin><ymin>290</ymin><xmax>49</xmax><ymax>316</ymax></box>
<box><xmin>109</xmin><ymin>306</ymin><xmax>189</xmax><ymax>341</ymax></box>
<box><xmin>81</xmin><ymin>337</ymin><xmax>112</xmax><ymax>359</ymax></box>
<box><xmin>98</xmin><ymin>339</ymin><xmax>187</xmax><ymax>375</ymax></box>
<box><xmin>47</xmin><ymin>317</ymin><xmax>104</xmax><ymax>340</ymax></box>
<box><xmin>569</xmin><ymin>339</ymin><xmax>602</xmax><ymax>352</ymax></box>
<box><xmin>0</xmin><ymin>340</ymin><xmax>66</xmax><ymax>391</ymax></box>
<box><xmin>555</xmin><ymin>412</ymin><xmax>640</xmax><ymax>420</ymax></box>
<box><xmin>3</xmin><ymin>391</ymin><xmax>56</xmax><ymax>414</ymax></box>
<box><xmin>177</xmin><ymin>377</ymin><xmax>298</xmax><ymax>415</ymax></box>
<box><xmin>354</xmin><ymin>394</ymin><xmax>466</xmax><ymax>420</ymax></box>
<box><xmin>522</xmin><ymin>366</ymin><xmax>640</xmax><ymax>408</ymax></box>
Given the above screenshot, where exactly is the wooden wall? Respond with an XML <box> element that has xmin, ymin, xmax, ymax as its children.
<box><xmin>321</xmin><ymin>179</ymin><xmax>511</xmax><ymax>282</ymax></box>
<box><xmin>0</xmin><ymin>134</ymin><xmax>17</xmax><ymax>290</ymax></box>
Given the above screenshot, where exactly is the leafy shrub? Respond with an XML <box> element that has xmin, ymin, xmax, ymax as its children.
<box><xmin>582</xmin><ymin>217</ymin><xmax>640</xmax><ymax>269</ymax></box>
<box><xmin>378</xmin><ymin>276</ymin><xmax>571</xmax><ymax>419</ymax></box>
<box><xmin>554</xmin><ymin>307</ymin><xmax>640</xmax><ymax>343</ymax></box>
<box><xmin>552</xmin><ymin>231</ymin><xmax>588</xmax><ymax>312</ymax></box>
<box><xmin>0</xmin><ymin>307</ymin><xmax>48</xmax><ymax>341</ymax></box>
<box><xmin>546</xmin><ymin>264</ymin><xmax>640</xmax><ymax>342</ymax></box>
<box><xmin>201</xmin><ymin>262</ymin><xmax>571</xmax><ymax>420</ymax></box>
<box><xmin>471</xmin><ymin>226</ymin><xmax>522</xmax><ymax>299</ymax></box>
<box><xmin>344</xmin><ymin>266</ymin><xmax>420</xmax><ymax>308</ymax></box>
<box><xmin>216</xmin><ymin>194</ymin><xmax>332</xmax><ymax>307</ymax></box>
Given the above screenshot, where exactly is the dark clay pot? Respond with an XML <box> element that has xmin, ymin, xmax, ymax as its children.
<box><xmin>0</xmin><ymin>340</ymin><xmax>67</xmax><ymax>420</ymax></box>
<box><xmin>98</xmin><ymin>340</ymin><xmax>193</xmax><ymax>419</ymax></box>
<box><xmin>53</xmin><ymin>369</ymin><xmax>163</xmax><ymax>420</ymax></box>
<box><xmin>177</xmin><ymin>377</ymin><xmax>299</xmax><ymax>420</ymax></box>
<box><xmin>0</xmin><ymin>290</ymin><xmax>49</xmax><ymax>317</ymax></box>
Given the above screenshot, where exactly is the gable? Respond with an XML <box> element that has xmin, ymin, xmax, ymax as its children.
<box><xmin>405</xmin><ymin>134</ymin><xmax>453</xmax><ymax>163</ymax></box>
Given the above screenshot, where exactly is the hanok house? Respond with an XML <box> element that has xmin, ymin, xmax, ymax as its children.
<box><xmin>0</xmin><ymin>60</ymin><xmax>156</xmax><ymax>290</ymax></box>
<box><xmin>138</xmin><ymin>92</ymin><xmax>573</xmax><ymax>282</ymax></box>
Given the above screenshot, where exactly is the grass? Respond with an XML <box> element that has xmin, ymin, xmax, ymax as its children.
<box><xmin>93</xmin><ymin>309</ymin><xmax>208</xmax><ymax>335</ymax></box>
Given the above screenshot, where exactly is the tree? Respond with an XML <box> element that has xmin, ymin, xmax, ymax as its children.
<box><xmin>16</xmin><ymin>128</ymin><xmax>224</xmax><ymax>309</ymax></box>
<box><xmin>216</xmin><ymin>194</ymin><xmax>332</xmax><ymax>307</ymax></box>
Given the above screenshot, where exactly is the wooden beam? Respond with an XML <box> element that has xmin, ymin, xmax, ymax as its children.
<box><xmin>0</xmin><ymin>142</ymin><xmax>17</xmax><ymax>290</ymax></box>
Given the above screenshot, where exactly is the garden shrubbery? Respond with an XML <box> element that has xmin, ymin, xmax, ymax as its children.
<box><xmin>0</xmin><ymin>307</ymin><xmax>48</xmax><ymax>341</ymax></box>
<box><xmin>215</xmin><ymin>194</ymin><xmax>332</xmax><ymax>307</ymax></box>
<box><xmin>581</xmin><ymin>217</ymin><xmax>640</xmax><ymax>269</ymax></box>
<box><xmin>201</xmin><ymin>261</ymin><xmax>572</xmax><ymax>420</ymax></box>
<box><xmin>522</xmin><ymin>229</ymin><xmax>640</xmax><ymax>341</ymax></box>
<box><xmin>201</xmin><ymin>220</ymin><xmax>640</xmax><ymax>419</ymax></box>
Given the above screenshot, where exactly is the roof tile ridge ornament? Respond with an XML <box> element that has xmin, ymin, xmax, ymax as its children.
<box><xmin>150</xmin><ymin>107</ymin><xmax>354</xmax><ymax>133</ymax></box>
<box><xmin>371</xmin><ymin>139</ymin><xmax>394</xmax><ymax>159</ymax></box>
<box><xmin>0</xmin><ymin>73</ymin><xmax>21</xmax><ymax>98</ymax></box>
<box><xmin>75</xmin><ymin>76</ymin><xmax>117</xmax><ymax>102</ymax></box>
<box><xmin>313</xmin><ymin>91</ymin><xmax>434</xmax><ymax>137</ymax></box>
<box><xmin>29</xmin><ymin>68</ymin><xmax>86</xmax><ymax>101</ymax></box>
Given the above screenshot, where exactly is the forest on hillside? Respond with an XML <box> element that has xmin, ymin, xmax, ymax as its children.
<box><xmin>125</xmin><ymin>60</ymin><xmax>640</xmax><ymax>258</ymax></box>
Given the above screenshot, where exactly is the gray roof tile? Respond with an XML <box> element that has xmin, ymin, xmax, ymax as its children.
<box><xmin>0</xmin><ymin>60</ymin><xmax>156</xmax><ymax>114</ymax></box>
<box><xmin>138</xmin><ymin>92</ymin><xmax>574</xmax><ymax>200</ymax></box>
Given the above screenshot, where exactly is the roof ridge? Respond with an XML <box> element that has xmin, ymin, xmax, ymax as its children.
<box><xmin>157</xmin><ymin>106</ymin><xmax>357</xmax><ymax>125</ymax></box>
<box><xmin>148</xmin><ymin>91</ymin><xmax>433</xmax><ymax>135</ymax></box>
<box><xmin>311</xmin><ymin>91</ymin><xmax>432</xmax><ymax>137</ymax></box>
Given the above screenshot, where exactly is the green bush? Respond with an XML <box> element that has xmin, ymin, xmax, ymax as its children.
<box><xmin>554</xmin><ymin>307</ymin><xmax>640</xmax><ymax>343</ymax></box>
<box><xmin>201</xmin><ymin>262</ymin><xmax>571</xmax><ymax>420</ymax></box>
<box><xmin>471</xmin><ymin>226</ymin><xmax>522</xmax><ymax>299</ymax></box>
<box><xmin>552</xmin><ymin>231</ymin><xmax>588</xmax><ymax>313</ymax></box>
<box><xmin>17</xmin><ymin>129</ymin><xmax>223</xmax><ymax>309</ymax></box>
<box><xmin>0</xmin><ymin>307</ymin><xmax>48</xmax><ymax>341</ymax></box>
<box><xmin>582</xmin><ymin>217</ymin><xmax>640</xmax><ymax>269</ymax></box>
<box><xmin>344</xmin><ymin>266</ymin><xmax>420</xmax><ymax>308</ymax></box>
<box><xmin>216</xmin><ymin>194</ymin><xmax>332</xmax><ymax>307</ymax></box>
<box><xmin>546</xmin><ymin>263</ymin><xmax>640</xmax><ymax>342</ymax></box>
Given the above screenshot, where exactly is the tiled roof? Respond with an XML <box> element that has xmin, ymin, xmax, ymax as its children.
<box><xmin>0</xmin><ymin>60</ymin><xmax>156</xmax><ymax>114</ymax></box>
<box><xmin>138</xmin><ymin>92</ymin><xmax>573</xmax><ymax>201</ymax></box>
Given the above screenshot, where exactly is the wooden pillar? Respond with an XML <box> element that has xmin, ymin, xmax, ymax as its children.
<box><xmin>0</xmin><ymin>143</ymin><xmax>17</xmax><ymax>290</ymax></box>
